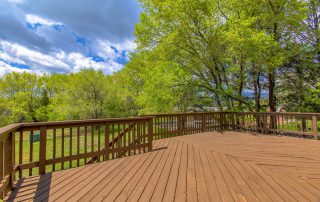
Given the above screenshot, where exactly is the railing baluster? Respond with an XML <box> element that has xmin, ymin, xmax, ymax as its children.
<box><xmin>18</xmin><ymin>131</ymin><xmax>23</xmax><ymax>178</ymax></box>
<box><xmin>84</xmin><ymin>126</ymin><xmax>87</xmax><ymax>163</ymax></box>
<box><xmin>77</xmin><ymin>126</ymin><xmax>80</xmax><ymax>166</ymax></box>
<box><xmin>61</xmin><ymin>128</ymin><xmax>65</xmax><ymax>170</ymax></box>
<box><xmin>39</xmin><ymin>127</ymin><xmax>47</xmax><ymax>175</ymax></box>
<box><xmin>148</xmin><ymin>118</ymin><xmax>153</xmax><ymax>152</ymax></box>
<box><xmin>98</xmin><ymin>125</ymin><xmax>101</xmax><ymax>162</ymax></box>
<box><xmin>53</xmin><ymin>128</ymin><xmax>56</xmax><ymax>172</ymax></box>
<box><xmin>29</xmin><ymin>131</ymin><xmax>33</xmax><ymax>176</ymax></box>
<box><xmin>70</xmin><ymin>127</ymin><xmax>72</xmax><ymax>168</ymax></box>
<box><xmin>105</xmin><ymin>123</ymin><xmax>110</xmax><ymax>161</ymax></box>
<box><xmin>91</xmin><ymin>126</ymin><xmax>94</xmax><ymax>163</ymax></box>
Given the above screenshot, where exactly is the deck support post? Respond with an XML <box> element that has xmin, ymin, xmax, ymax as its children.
<box><xmin>312</xmin><ymin>116</ymin><xmax>318</xmax><ymax>140</ymax></box>
<box><xmin>39</xmin><ymin>126</ymin><xmax>47</xmax><ymax>175</ymax></box>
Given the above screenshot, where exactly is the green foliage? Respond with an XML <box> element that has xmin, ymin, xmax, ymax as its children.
<box><xmin>0</xmin><ymin>0</ymin><xmax>319</xmax><ymax>127</ymax></box>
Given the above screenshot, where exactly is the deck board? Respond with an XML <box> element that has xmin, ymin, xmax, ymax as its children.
<box><xmin>6</xmin><ymin>131</ymin><xmax>320</xmax><ymax>202</ymax></box>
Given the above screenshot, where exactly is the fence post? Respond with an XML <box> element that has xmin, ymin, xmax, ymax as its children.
<box><xmin>148</xmin><ymin>118</ymin><xmax>153</xmax><ymax>151</ymax></box>
<box><xmin>201</xmin><ymin>114</ymin><xmax>205</xmax><ymax>132</ymax></box>
<box><xmin>105</xmin><ymin>123</ymin><xmax>110</xmax><ymax>160</ymax></box>
<box><xmin>39</xmin><ymin>126</ymin><xmax>47</xmax><ymax>175</ymax></box>
<box><xmin>312</xmin><ymin>116</ymin><xmax>318</xmax><ymax>140</ymax></box>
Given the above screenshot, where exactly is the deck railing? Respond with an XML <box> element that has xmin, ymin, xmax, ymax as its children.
<box><xmin>0</xmin><ymin>112</ymin><xmax>319</xmax><ymax>198</ymax></box>
<box><xmin>146</xmin><ymin>112</ymin><xmax>319</xmax><ymax>139</ymax></box>
<box><xmin>0</xmin><ymin>117</ymin><xmax>153</xmax><ymax>199</ymax></box>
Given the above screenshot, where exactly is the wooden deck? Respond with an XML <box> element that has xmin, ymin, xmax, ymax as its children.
<box><xmin>6</xmin><ymin>131</ymin><xmax>320</xmax><ymax>202</ymax></box>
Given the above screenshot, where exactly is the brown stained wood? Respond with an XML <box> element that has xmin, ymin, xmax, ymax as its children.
<box><xmin>84</xmin><ymin>126</ymin><xmax>87</xmax><ymax>163</ymax></box>
<box><xmin>148</xmin><ymin>141</ymin><xmax>179</xmax><ymax>202</ymax></box>
<box><xmin>69</xmin><ymin>128</ymin><xmax>72</xmax><ymax>168</ymax></box>
<box><xmin>175</xmin><ymin>141</ymin><xmax>188</xmax><ymax>202</ymax></box>
<box><xmin>89</xmin><ymin>153</ymin><xmax>145</xmax><ymax>201</ymax></box>
<box><xmin>18</xmin><ymin>131</ymin><xmax>23</xmax><ymax>178</ymax></box>
<box><xmin>148</xmin><ymin>118</ymin><xmax>153</xmax><ymax>152</ymax></box>
<box><xmin>91</xmin><ymin>126</ymin><xmax>94</xmax><ymax>163</ymax></box>
<box><xmin>39</xmin><ymin>127</ymin><xmax>47</xmax><ymax>175</ymax></box>
<box><xmin>29</xmin><ymin>131</ymin><xmax>33</xmax><ymax>176</ymax></box>
<box><xmin>6</xmin><ymin>131</ymin><xmax>320</xmax><ymax>202</ymax></box>
<box><xmin>3</xmin><ymin>113</ymin><xmax>320</xmax><ymax>201</ymax></box>
<box><xmin>61</xmin><ymin>128</ymin><xmax>65</xmax><ymax>170</ymax></box>
<box><xmin>312</xmin><ymin>116</ymin><xmax>318</xmax><ymax>140</ymax></box>
<box><xmin>77</xmin><ymin>127</ymin><xmax>80</xmax><ymax>166</ymax></box>
<box><xmin>4</xmin><ymin>133</ymin><xmax>13</xmax><ymax>194</ymax></box>
<box><xmin>112</xmin><ymin>124</ymin><xmax>115</xmax><ymax>158</ymax></box>
<box><xmin>0</xmin><ymin>141</ymin><xmax>3</xmax><ymax>199</ymax></box>
<box><xmin>56</xmin><ymin>158</ymin><xmax>120</xmax><ymax>202</ymax></box>
<box><xmin>98</xmin><ymin>125</ymin><xmax>101</xmax><ymax>162</ymax></box>
<box><xmin>53</xmin><ymin>129</ymin><xmax>56</xmax><ymax>171</ymax></box>
<box><xmin>105</xmin><ymin>124</ymin><xmax>109</xmax><ymax>161</ymax></box>
<box><xmin>102</xmin><ymin>142</ymin><xmax>162</xmax><ymax>202</ymax></box>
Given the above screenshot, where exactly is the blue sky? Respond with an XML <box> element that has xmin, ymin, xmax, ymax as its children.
<box><xmin>0</xmin><ymin>0</ymin><xmax>142</xmax><ymax>75</ymax></box>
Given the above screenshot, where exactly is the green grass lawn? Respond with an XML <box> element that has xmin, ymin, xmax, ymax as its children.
<box><xmin>277</xmin><ymin>118</ymin><xmax>320</xmax><ymax>133</ymax></box>
<box><xmin>14</xmin><ymin>125</ymin><xmax>149</xmax><ymax>178</ymax></box>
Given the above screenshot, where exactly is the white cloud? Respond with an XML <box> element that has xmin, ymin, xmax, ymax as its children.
<box><xmin>0</xmin><ymin>41</ymin><xmax>70</xmax><ymax>72</ymax></box>
<box><xmin>0</xmin><ymin>52</ymin><xmax>26</xmax><ymax>64</ymax></box>
<box><xmin>0</xmin><ymin>0</ymin><xmax>140</xmax><ymax>75</ymax></box>
<box><xmin>0</xmin><ymin>40</ymin><xmax>124</xmax><ymax>75</ymax></box>
<box><xmin>95</xmin><ymin>39</ymin><xmax>136</xmax><ymax>61</ymax></box>
<box><xmin>113</xmin><ymin>40</ymin><xmax>137</xmax><ymax>52</ymax></box>
<box><xmin>96</xmin><ymin>40</ymin><xmax>118</xmax><ymax>60</ymax></box>
<box><xmin>67</xmin><ymin>52</ymin><xmax>122</xmax><ymax>74</ymax></box>
<box><xmin>25</xmin><ymin>14</ymin><xmax>61</xmax><ymax>26</ymax></box>
<box><xmin>0</xmin><ymin>61</ymin><xmax>31</xmax><ymax>76</ymax></box>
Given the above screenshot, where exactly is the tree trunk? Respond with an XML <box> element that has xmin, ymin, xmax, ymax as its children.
<box><xmin>253</xmin><ymin>66</ymin><xmax>261</xmax><ymax>112</ymax></box>
<box><xmin>268</xmin><ymin>70</ymin><xmax>276</xmax><ymax>112</ymax></box>
<box><xmin>238</xmin><ymin>62</ymin><xmax>244</xmax><ymax>108</ymax></box>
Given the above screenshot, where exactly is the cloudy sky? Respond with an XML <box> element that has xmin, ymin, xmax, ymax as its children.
<box><xmin>0</xmin><ymin>0</ymin><xmax>142</xmax><ymax>75</ymax></box>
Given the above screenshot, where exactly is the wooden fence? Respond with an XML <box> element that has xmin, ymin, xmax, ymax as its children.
<box><xmin>0</xmin><ymin>112</ymin><xmax>319</xmax><ymax>198</ymax></box>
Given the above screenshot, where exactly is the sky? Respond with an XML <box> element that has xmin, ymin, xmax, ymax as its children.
<box><xmin>0</xmin><ymin>0</ymin><xmax>142</xmax><ymax>75</ymax></box>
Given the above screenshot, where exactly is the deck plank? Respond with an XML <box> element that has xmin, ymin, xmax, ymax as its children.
<box><xmin>6</xmin><ymin>131</ymin><xmax>320</xmax><ymax>202</ymax></box>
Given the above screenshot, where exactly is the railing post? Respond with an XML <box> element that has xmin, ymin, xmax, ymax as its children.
<box><xmin>312</xmin><ymin>116</ymin><xmax>318</xmax><ymax>140</ymax></box>
<box><xmin>0</xmin><ymin>141</ymin><xmax>3</xmax><ymax>199</ymax></box>
<box><xmin>39</xmin><ymin>126</ymin><xmax>47</xmax><ymax>175</ymax></box>
<box><xmin>263</xmin><ymin>114</ymin><xmax>268</xmax><ymax>133</ymax></box>
<box><xmin>232</xmin><ymin>113</ymin><xmax>236</xmax><ymax>130</ymax></box>
<box><xmin>178</xmin><ymin>114</ymin><xmax>183</xmax><ymax>135</ymax></box>
<box><xmin>105</xmin><ymin>123</ymin><xmax>110</xmax><ymax>160</ymax></box>
<box><xmin>148</xmin><ymin>118</ymin><xmax>153</xmax><ymax>151</ymax></box>
<box><xmin>201</xmin><ymin>114</ymin><xmax>205</xmax><ymax>132</ymax></box>
<box><xmin>219</xmin><ymin>113</ymin><xmax>224</xmax><ymax>130</ymax></box>
<box><xmin>3</xmin><ymin>132</ymin><xmax>14</xmax><ymax>194</ymax></box>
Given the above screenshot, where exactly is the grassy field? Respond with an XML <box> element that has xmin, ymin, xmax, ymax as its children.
<box><xmin>14</xmin><ymin>126</ymin><xmax>132</xmax><ymax>178</ymax></box>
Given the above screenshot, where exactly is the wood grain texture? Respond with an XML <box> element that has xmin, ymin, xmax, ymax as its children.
<box><xmin>6</xmin><ymin>131</ymin><xmax>320</xmax><ymax>202</ymax></box>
